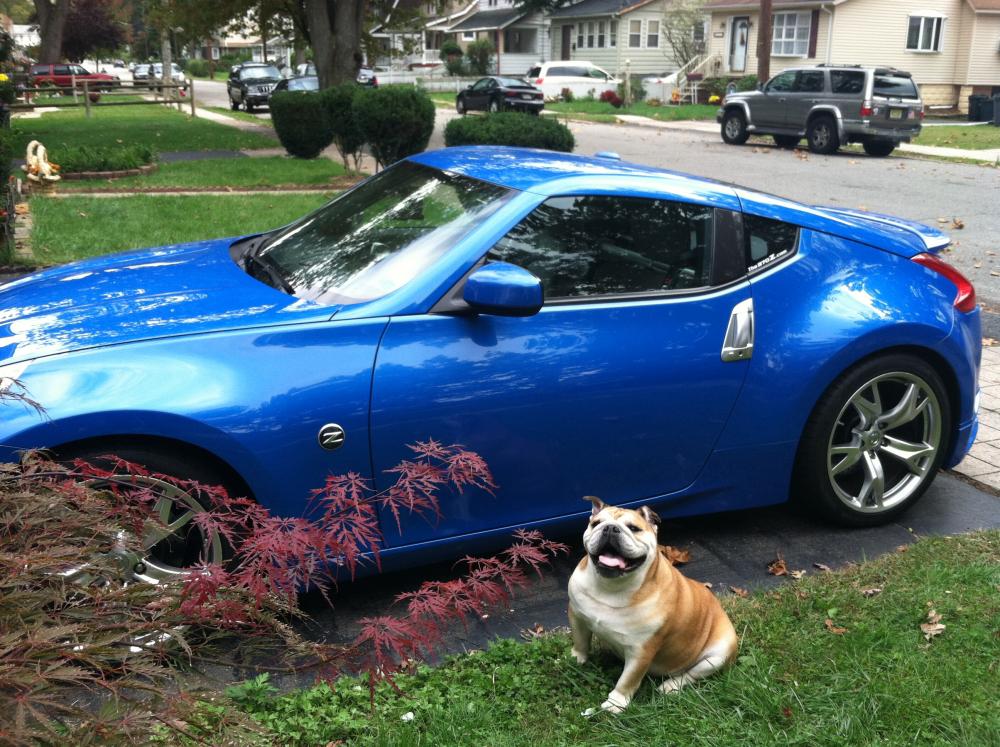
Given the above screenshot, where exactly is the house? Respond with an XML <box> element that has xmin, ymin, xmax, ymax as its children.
<box><xmin>442</xmin><ymin>0</ymin><xmax>549</xmax><ymax>75</ymax></box>
<box><xmin>548</xmin><ymin>0</ymin><xmax>689</xmax><ymax>76</ymax></box>
<box><xmin>702</xmin><ymin>0</ymin><xmax>1000</xmax><ymax>112</ymax></box>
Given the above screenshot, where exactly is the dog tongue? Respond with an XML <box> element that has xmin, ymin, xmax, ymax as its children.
<box><xmin>598</xmin><ymin>554</ymin><xmax>627</xmax><ymax>569</ymax></box>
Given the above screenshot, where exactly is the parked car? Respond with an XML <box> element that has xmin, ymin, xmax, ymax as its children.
<box><xmin>132</xmin><ymin>63</ymin><xmax>151</xmax><ymax>87</ymax></box>
<box><xmin>0</xmin><ymin>147</ymin><xmax>979</xmax><ymax>581</ymax></box>
<box><xmin>271</xmin><ymin>75</ymin><xmax>319</xmax><ymax>94</ymax></box>
<box><xmin>227</xmin><ymin>63</ymin><xmax>282</xmax><ymax>111</ymax></box>
<box><xmin>718</xmin><ymin>65</ymin><xmax>923</xmax><ymax>157</ymax></box>
<box><xmin>295</xmin><ymin>62</ymin><xmax>317</xmax><ymax>77</ymax></box>
<box><xmin>29</xmin><ymin>63</ymin><xmax>116</xmax><ymax>92</ymax></box>
<box><xmin>526</xmin><ymin>61</ymin><xmax>618</xmax><ymax>101</ymax></box>
<box><xmin>357</xmin><ymin>67</ymin><xmax>378</xmax><ymax>87</ymax></box>
<box><xmin>456</xmin><ymin>76</ymin><xmax>544</xmax><ymax>114</ymax></box>
<box><xmin>150</xmin><ymin>62</ymin><xmax>184</xmax><ymax>81</ymax></box>
<box><xmin>97</xmin><ymin>60</ymin><xmax>133</xmax><ymax>84</ymax></box>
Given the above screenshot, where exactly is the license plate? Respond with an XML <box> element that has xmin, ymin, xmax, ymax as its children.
<box><xmin>889</xmin><ymin>108</ymin><xmax>904</xmax><ymax>120</ymax></box>
<box><xmin>521</xmin><ymin>93</ymin><xmax>531</xmax><ymax>99</ymax></box>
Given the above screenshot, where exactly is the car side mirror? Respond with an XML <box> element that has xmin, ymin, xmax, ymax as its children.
<box><xmin>463</xmin><ymin>262</ymin><xmax>542</xmax><ymax>317</ymax></box>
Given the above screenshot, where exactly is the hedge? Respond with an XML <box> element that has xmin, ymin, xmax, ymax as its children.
<box><xmin>270</xmin><ymin>91</ymin><xmax>333</xmax><ymax>159</ymax></box>
<box><xmin>443</xmin><ymin>112</ymin><xmax>575</xmax><ymax>152</ymax></box>
<box><xmin>321</xmin><ymin>84</ymin><xmax>365</xmax><ymax>171</ymax></box>
<box><xmin>353</xmin><ymin>86</ymin><xmax>435</xmax><ymax>169</ymax></box>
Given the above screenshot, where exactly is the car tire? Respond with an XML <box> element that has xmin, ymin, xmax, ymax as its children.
<box><xmin>793</xmin><ymin>353</ymin><xmax>951</xmax><ymax>527</ymax></box>
<box><xmin>806</xmin><ymin>115</ymin><xmax>840</xmax><ymax>155</ymax></box>
<box><xmin>245</xmin><ymin>101</ymin><xmax>255</xmax><ymax>113</ymax></box>
<box><xmin>863</xmin><ymin>140</ymin><xmax>896</xmax><ymax>158</ymax></box>
<box><xmin>57</xmin><ymin>444</ymin><xmax>240</xmax><ymax>581</ymax></box>
<box><xmin>773</xmin><ymin>135</ymin><xmax>799</xmax><ymax>149</ymax></box>
<box><xmin>489</xmin><ymin>98</ymin><xmax>501</xmax><ymax>114</ymax></box>
<box><xmin>230</xmin><ymin>96</ymin><xmax>239</xmax><ymax>111</ymax></box>
<box><xmin>721</xmin><ymin>110</ymin><xmax>749</xmax><ymax>145</ymax></box>
<box><xmin>456</xmin><ymin>97</ymin><xmax>466</xmax><ymax>114</ymax></box>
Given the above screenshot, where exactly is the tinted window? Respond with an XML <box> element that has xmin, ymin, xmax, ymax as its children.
<box><xmin>53</xmin><ymin>65</ymin><xmax>71</xmax><ymax>75</ymax></box>
<box><xmin>496</xmin><ymin>76</ymin><xmax>529</xmax><ymax>87</ymax></box>
<box><xmin>471</xmin><ymin>78</ymin><xmax>490</xmax><ymax>91</ymax></box>
<box><xmin>71</xmin><ymin>65</ymin><xmax>89</xmax><ymax>75</ymax></box>
<box><xmin>830</xmin><ymin>70</ymin><xmax>864</xmax><ymax>94</ymax></box>
<box><xmin>548</xmin><ymin>66</ymin><xmax>588</xmax><ymax>77</ymax></box>
<box><xmin>745</xmin><ymin>215</ymin><xmax>798</xmax><ymax>272</ymax></box>
<box><xmin>873</xmin><ymin>75</ymin><xmax>918</xmax><ymax>99</ymax></box>
<box><xmin>795</xmin><ymin>71</ymin><xmax>824</xmax><ymax>93</ymax></box>
<box><xmin>767</xmin><ymin>71</ymin><xmax>796</xmax><ymax>93</ymax></box>
<box><xmin>526</xmin><ymin>66</ymin><xmax>541</xmax><ymax>78</ymax></box>
<box><xmin>488</xmin><ymin>196</ymin><xmax>715</xmax><ymax>298</ymax></box>
<box><xmin>287</xmin><ymin>77</ymin><xmax>319</xmax><ymax>91</ymax></box>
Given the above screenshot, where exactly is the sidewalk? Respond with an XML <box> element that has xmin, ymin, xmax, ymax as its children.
<box><xmin>952</xmin><ymin>343</ymin><xmax>1000</xmax><ymax>491</ymax></box>
<box><xmin>612</xmin><ymin>114</ymin><xmax>1000</xmax><ymax>164</ymax></box>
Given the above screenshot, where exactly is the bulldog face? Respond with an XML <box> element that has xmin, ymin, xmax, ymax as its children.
<box><xmin>582</xmin><ymin>496</ymin><xmax>660</xmax><ymax>579</ymax></box>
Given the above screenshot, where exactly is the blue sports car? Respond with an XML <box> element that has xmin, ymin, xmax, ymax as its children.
<box><xmin>0</xmin><ymin>147</ymin><xmax>981</xmax><ymax>579</ymax></box>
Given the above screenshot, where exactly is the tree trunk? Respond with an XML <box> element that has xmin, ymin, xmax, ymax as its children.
<box><xmin>331</xmin><ymin>0</ymin><xmax>364</xmax><ymax>85</ymax></box>
<box><xmin>35</xmin><ymin>0</ymin><xmax>71</xmax><ymax>63</ymax></box>
<box><xmin>305</xmin><ymin>0</ymin><xmax>335</xmax><ymax>88</ymax></box>
<box><xmin>161</xmin><ymin>32</ymin><xmax>173</xmax><ymax>87</ymax></box>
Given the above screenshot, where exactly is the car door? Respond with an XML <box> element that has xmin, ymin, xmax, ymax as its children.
<box><xmin>784</xmin><ymin>70</ymin><xmax>825</xmax><ymax>130</ymax></box>
<box><xmin>369</xmin><ymin>194</ymin><xmax>752</xmax><ymax>546</ymax></box>
<box><xmin>754</xmin><ymin>70</ymin><xmax>797</xmax><ymax>129</ymax></box>
<box><xmin>466</xmin><ymin>78</ymin><xmax>492</xmax><ymax>110</ymax></box>
<box><xmin>52</xmin><ymin>64</ymin><xmax>72</xmax><ymax>88</ymax></box>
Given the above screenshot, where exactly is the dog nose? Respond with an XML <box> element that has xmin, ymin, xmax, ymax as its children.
<box><xmin>605</xmin><ymin>524</ymin><xmax>620</xmax><ymax>534</ymax></box>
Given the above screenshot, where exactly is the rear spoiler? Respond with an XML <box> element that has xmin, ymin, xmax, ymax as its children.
<box><xmin>813</xmin><ymin>206</ymin><xmax>950</xmax><ymax>254</ymax></box>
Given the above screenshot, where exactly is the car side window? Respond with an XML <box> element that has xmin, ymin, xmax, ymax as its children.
<box><xmin>587</xmin><ymin>68</ymin><xmax>608</xmax><ymax>79</ymax></box>
<box><xmin>830</xmin><ymin>70</ymin><xmax>864</xmax><ymax>95</ymax></box>
<box><xmin>487</xmin><ymin>195</ymin><xmax>715</xmax><ymax>299</ymax></box>
<box><xmin>745</xmin><ymin>215</ymin><xmax>798</xmax><ymax>273</ymax></box>
<box><xmin>548</xmin><ymin>66</ymin><xmax>573</xmax><ymax>76</ymax></box>
<box><xmin>795</xmin><ymin>71</ymin><xmax>824</xmax><ymax>93</ymax></box>
<box><xmin>53</xmin><ymin>65</ymin><xmax>71</xmax><ymax>75</ymax></box>
<box><xmin>767</xmin><ymin>71</ymin><xmax>796</xmax><ymax>93</ymax></box>
<box><xmin>471</xmin><ymin>78</ymin><xmax>489</xmax><ymax>91</ymax></box>
<box><xmin>71</xmin><ymin>65</ymin><xmax>88</xmax><ymax>75</ymax></box>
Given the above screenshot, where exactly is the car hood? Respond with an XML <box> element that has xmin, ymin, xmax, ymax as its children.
<box><xmin>0</xmin><ymin>238</ymin><xmax>335</xmax><ymax>367</ymax></box>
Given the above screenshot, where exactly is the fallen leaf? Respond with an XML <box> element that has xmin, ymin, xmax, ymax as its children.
<box><xmin>521</xmin><ymin>623</ymin><xmax>546</xmax><ymax>640</ymax></box>
<box><xmin>729</xmin><ymin>585</ymin><xmax>749</xmax><ymax>598</ymax></box>
<box><xmin>824</xmin><ymin>618</ymin><xmax>848</xmax><ymax>635</ymax></box>
<box><xmin>77</xmin><ymin>211</ymin><xmax>87</xmax><ymax>218</ymax></box>
<box><xmin>768</xmin><ymin>557</ymin><xmax>788</xmax><ymax>577</ymax></box>
<box><xmin>848</xmin><ymin>159</ymin><xmax>858</xmax><ymax>165</ymax></box>
<box><xmin>991</xmin><ymin>272</ymin><xmax>1000</xmax><ymax>278</ymax></box>
<box><xmin>989</xmin><ymin>251</ymin><xmax>997</xmax><ymax>256</ymax></box>
<box><xmin>781</xmin><ymin>706</ymin><xmax>793</xmax><ymax>720</ymax></box>
<box><xmin>813</xmin><ymin>562</ymin><xmax>832</xmax><ymax>572</ymax></box>
<box><xmin>896</xmin><ymin>545</ymin><xmax>909</xmax><ymax>553</ymax></box>
<box><xmin>789</xmin><ymin>569</ymin><xmax>806</xmax><ymax>580</ymax></box>
<box><xmin>926</xmin><ymin>609</ymin><xmax>942</xmax><ymax>624</ymax></box>
<box><xmin>660</xmin><ymin>545</ymin><xmax>691</xmax><ymax>566</ymax></box>
<box><xmin>984</xmin><ymin>337</ymin><xmax>997</xmax><ymax>347</ymax></box>
<box><xmin>951</xmin><ymin>218</ymin><xmax>965</xmax><ymax>230</ymax></box>
<box><xmin>975</xmin><ymin>263</ymin><xmax>983</xmax><ymax>269</ymax></box>
<box><xmin>861</xmin><ymin>587</ymin><xmax>882</xmax><ymax>597</ymax></box>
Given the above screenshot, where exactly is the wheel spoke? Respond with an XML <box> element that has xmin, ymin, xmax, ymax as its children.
<box><xmin>859</xmin><ymin>451</ymin><xmax>885</xmax><ymax>509</ymax></box>
<box><xmin>851</xmin><ymin>384</ymin><xmax>882</xmax><ymax>428</ymax></box>
<box><xmin>830</xmin><ymin>440</ymin><xmax>863</xmax><ymax>476</ymax></box>
<box><xmin>878</xmin><ymin>435</ymin><xmax>935</xmax><ymax>476</ymax></box>
<box><xmin>877</xmin><ymin>383</ymin><xmax>926</xmax><ymax>430</ymax></box>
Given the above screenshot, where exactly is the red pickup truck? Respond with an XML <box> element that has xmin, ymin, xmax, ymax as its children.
<box><xmin>30</xmin><ymin>64</ymin><xmax>117</xmax><ymax>91</ymax></box>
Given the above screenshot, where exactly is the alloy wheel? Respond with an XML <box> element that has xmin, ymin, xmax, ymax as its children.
<box><xmin>812</xmin><ymin>124</ymin><xmax>831</xmax><ymax>150</ymax></box>
<box><xmin>826</xmin><ymin>372</ymin><xmax>942</xmax><ymax>514</ymax></box>
<box><xmin>724</xmin><ymin>117</ymin><xmax>742</xmax><ymax>140</ymax></box>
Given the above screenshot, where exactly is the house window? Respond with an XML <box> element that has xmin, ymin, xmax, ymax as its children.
<box><xmin>647</xmin><ymin>19</ymin><xmax>659</xmax><ymax>48</ymax></box>
<box><xmin>610</xmin><ymin>20</ymin><xmax>617</xmax><ymax>47</ymax></box>
<box><xmin>598</xmin><ymin>21</ymin><xmax>605</xmax><ymax>48</ymax></box>
<box><xmin>577</xmin><ymin>26</ymin><xmax>584</xmax><ymax>49</ymax></box>
<box><xmin>587</xmin><ymin>22</ymin><xmax>595</xmax><ymax>48</ymax></box>
<box><xmin>771</xmin><ymin>12</ymin><xmax>810</xmax><ymax>56</ymax></box>
<box><xmin>462</xmin><ymin>31</ymin><xmax>476</xmax><ymax>41</ymax></box>
<box><xmin>210</xmin><ymin>46</ymin><xmax>220</xmax><ymax>60</ymax></box>
<box><xmin>906</xmin><ymin>16</ymin><xmax>943</xmax><ymax>52</ymax></box>
<box><xmin>628</xmin><ymin>20</ymin><xmax>641</xmax><ymax>48</ymax></box>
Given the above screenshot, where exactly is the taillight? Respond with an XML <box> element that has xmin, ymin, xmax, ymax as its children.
<box><xmin>860</xmin><ymin>100</ymin><xmax>873</xmax><ymax>117</ymax></box>
<box><xmin>912</xmin><ymin>253</ymin><xmax>976</xmax><ymax>312</ymax></box>
<box><xmin>372</xmin><ymin>76</ymin><xmax>378</xmax><ymax>86</ymax></box>
<box><xmin>919</xmin><ymin>109</ymin><xmax>925</xmax><ymax>120</ymax></box>
<box><xmin>535</xmin><ymin>77</ymin><xmax>543</xmax><ymax>84</ymax></box>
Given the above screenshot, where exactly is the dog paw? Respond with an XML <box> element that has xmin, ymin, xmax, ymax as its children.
<box><xmin>658</xmin><ymin>677</ymin><xmax>686</xmax><ymax>694</ymax></box>
<box><xmin>571</xmin><ymin>648</ymin><xmax>588</xmax><ymax>665</ymax></box>
<box><xmin>600</xmin><ymin>692</ymin><xmax>629</xmax><ymax>713</ymax></box>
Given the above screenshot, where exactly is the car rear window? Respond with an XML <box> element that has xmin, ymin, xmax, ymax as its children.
<box><xmin>830</xmin><ymin>70</ymin><xmax>865</xmax><ymax>95</ymax></box>
<box><xmin>873</xmin><ymin>75</ymin><xmax>918</xmax><ymax>99</ymax></box>
<box><xmin>745</xmin><ymin>215</ymin><xmax>798</xmax><ymax>273</ymax></box>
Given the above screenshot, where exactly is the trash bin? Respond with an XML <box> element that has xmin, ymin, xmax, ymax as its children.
<box><xmin>981</xmin><ymin>96</ymin><xmax>996</xmax><ymax>123</ymax></box>
<box><xmin>968</xmin><ymin>94</ymin><xmax>988</xmax><ymax>121</ymax></box>
<box><xmin>993</xmin><ymin>94</ymin><xmax>1000</xmax><ymax>126</ymax></box>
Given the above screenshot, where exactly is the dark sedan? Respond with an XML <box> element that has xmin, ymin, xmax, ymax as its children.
<box><xmin>456</xmin><ymin>76</ymin><xmax>543</xmax><ymax>115</ymax></box>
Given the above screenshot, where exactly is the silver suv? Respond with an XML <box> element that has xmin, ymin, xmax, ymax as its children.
<box><xmin>717</xmin><ymin>65</ymin><xmax>923</xmax><ymax>157</ymax></box>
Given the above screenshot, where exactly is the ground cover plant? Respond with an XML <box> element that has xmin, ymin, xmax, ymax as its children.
<box><xmin>0</xmin><ymin>387</ymin><xmax>569</xmax><ymax>746</ymax></box>
<box><xmin>11</xmin><ymin>104</ymin><xmax>275</xmax><ymax>153</ymax></box>
<box><xmin>28</xmin><ymin>193</ymin><xmax>330</xmax><ymax>264</ymax></box>
<box><xmin>51</xmin><ymin>144</ymin><xmax>155</xmax><ymax>174</ymax></box>
<box><xmin>229</xmin><ymin>531</ymin><xmax>1000</xmax><ymax>746</ymax></box>
<box><xmin>58</xmin><ymin>157</ymin><xmax>348</xmax><ymax>192</ymax></box>
<box><xmin>913</xmin><ymin>124</ymin><xmax>1000</xmax><ymax>151</ymax></box>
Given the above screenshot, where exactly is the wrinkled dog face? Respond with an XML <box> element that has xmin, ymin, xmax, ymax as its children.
<box><xmin>582</xmin><ymin>496</ymin><xmax>660</xmax><ymax>579</ymax></box>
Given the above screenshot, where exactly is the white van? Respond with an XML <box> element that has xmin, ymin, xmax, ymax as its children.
<box><xmin>525</xmin><ymin>61</ymin><xmax>619</xmax><ymax>101</ymax></box>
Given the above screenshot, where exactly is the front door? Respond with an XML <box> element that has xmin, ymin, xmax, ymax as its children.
<box><xmin>562</xmin><ymin>25</ymin><xmax>572</xmax><ymax>60</ymax></box>
<box><xmin>729</xmin><ymin>17</ymin><xmax>749</xmax><ymax>73</ymax></box>
<box><xmin>370</xmin><ymin>193</ymin><xmax>751</xmax><ymax>546</ymax></box>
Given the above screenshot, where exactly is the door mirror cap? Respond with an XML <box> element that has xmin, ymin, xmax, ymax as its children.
<box><xmin>463</xmin><ymin>262</ymin><xmax>543</xmax><ymax>317</ymax></box>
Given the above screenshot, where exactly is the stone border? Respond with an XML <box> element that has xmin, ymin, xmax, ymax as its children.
<box><xmin>59</xmin><ymin>163</ymin><xmax>158</xmax><ymax>181</ymax></box>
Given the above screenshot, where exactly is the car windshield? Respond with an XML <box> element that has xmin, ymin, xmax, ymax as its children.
<box><xmin>242</xmin><ymin>65</ymin><xmax>281</xmax><ymax>80</ymax></box>
<box><xmin>257</xmin><ymin>161</ymin><xmax>512</xmax><ymax>304</ymax></box>
<box><xmin>288</xmin><ymin>76</ymin><xmax>319</xmax><ymax>91</ymax></box>
<box><xmin>873</xmin><ymin>75</ymin><xmax>918</xmax><ymax>99</ymax></box>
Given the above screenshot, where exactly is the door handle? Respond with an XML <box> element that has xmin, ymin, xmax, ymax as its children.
<box><xmin>721</xmin><ymin>298</ymin><xmax>754</xmax><ymax>362</ymax></box>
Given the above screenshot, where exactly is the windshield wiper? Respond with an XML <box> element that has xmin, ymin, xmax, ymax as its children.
<box><xmin>244</xmin><ymin>251</ymin><xmax>295</xmax><ymax>295</ymax></box>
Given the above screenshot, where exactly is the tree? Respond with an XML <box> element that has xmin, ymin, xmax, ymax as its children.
<box><xmin>33</xmin><ymin>0</ymin><xmax>71</xmax><ymax>63</ymax></box>
<box><xmin>62</xmin><ymin>0</ymin><xmax>128</xmax><ymax>62</ymax></box>
<box><xmin>662</xmin><ymin>0</ymin><xmax>707</xmax><ymax>67</ymax></box>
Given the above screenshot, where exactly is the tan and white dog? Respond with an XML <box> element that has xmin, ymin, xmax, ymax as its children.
<box><xmin>568</xmin><ymin>496</ymin><xmax>738</xmax><ymax>713</ymax></box>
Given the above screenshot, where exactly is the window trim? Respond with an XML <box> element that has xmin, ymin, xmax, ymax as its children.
<box><xmin>628</xmin><ymin>19</ymin><xmax>642</xmax><ymax>48</ymax></box>
<box><xmin>771</xmin><ymin>11</ymin><xmax>811</xmax><ymax>58</ymax></box>
<box><xmin>906</xmin><ymin>14</ymin><xmax>945</xmax><ymax>53</ymax></box>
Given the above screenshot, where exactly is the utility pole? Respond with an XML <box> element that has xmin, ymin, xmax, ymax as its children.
<box><xmin>757</xmin><ymin>0</ymin><xmax>772</xmax><ymax>83</ymax></box>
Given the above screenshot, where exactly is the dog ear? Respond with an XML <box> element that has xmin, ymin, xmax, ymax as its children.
<box><xmin>639</xmin><ymin>505</ymin><xmax>661</xmax><ymax>530</ymax></box>
<box><xmin>583</xmin><ymin>495</ymin><xmax>606</xmax><ymax>516</ymax></box>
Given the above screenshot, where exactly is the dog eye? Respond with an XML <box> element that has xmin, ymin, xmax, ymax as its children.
<box><xmin>589</xmin><ymin>519</ymin><xmax>600</xmax><ymax>527</ymax></box>
<box><xmin>626</xmin><ymin>524</ymin><xmax>642</xmax><ymax>533</ymax></box>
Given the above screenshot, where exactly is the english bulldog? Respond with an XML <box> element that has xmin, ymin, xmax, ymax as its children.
<box><xmin>568</xmin><ymin>496</ymin><xmax>738</xmax><ymax>713</ymax></box>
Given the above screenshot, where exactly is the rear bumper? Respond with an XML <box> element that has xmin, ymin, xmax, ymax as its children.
<box><xmin>506</xmin><ymin>99</ymin><xmax>544</xmax><ymax>109</ymax></box>
<box><xmin>941</xmin><ymin>307</ymin><xmax>982</xmax><ymax>468</ymax></box>
<box><xmin>845</xmin><ymin>123</ymin><xmax>920</xmax><ymax>142</ymax></box>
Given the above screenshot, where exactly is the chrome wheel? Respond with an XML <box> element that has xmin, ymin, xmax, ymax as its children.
<box><xmin>811</xmin><ymin>124</ymin><xmax>831</xmax><ymax>150</ymax></box>
<box><xmin>827</xmin><ymin>372</ymin><xmax>942</xmax><ymax>514</ymax></box>
<box><xmin>724</xmin><ymin>117</ymin><xmax>742</xmax><ymax>140</ymax></box>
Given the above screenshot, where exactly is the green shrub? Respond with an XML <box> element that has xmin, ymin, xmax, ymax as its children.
<box><xmin>465</xmin><ymin>39</ymin><xmax>494</xmax><ymax>76</ymax></box>
<box><xmin>321</xmin><ymin>84</ymin><xmax>365</xmax><ymax>171</ymax></box>
<box><xmin>353</xmin><ymin>85</ymin><xmax>434</xmax><ymax>168</ymax></box>
<box><xmin>53</xmin><ymin>144</ymin><xmax>156</xmax><ymax>173</ymax></box>
<box><xmin>702</xmin><ymin>76</ymin><xmax>730</xmax><ymax>98</ymax></box>
<box><xmin>185</xmin><ymin>59</ymin><xmax>210</xmax><ymax>78</ymax></box>
<box><xmin>439</xmin><ymin>39</ymin><xmax>462</xmax><ymax>61</ymax></box>
<box><xmin>269</xmin><ymin>90</ymin><xmax>334</xmax><ymax>159</ymax></box>
<box><xmin>735</xmin><ymin>75</ymin><xmax>758</xmax><ymax>92</ymax></box>
<box><xmin>443</xmin><ymin>112</ymin><xmax>574</xmax><ymax>152</ymax></box>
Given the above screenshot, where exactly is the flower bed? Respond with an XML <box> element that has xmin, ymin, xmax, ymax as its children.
<box><xmin>58</xmin><ymin>162</ymin><xmax>158</xmax><ymax>180</ymax></box>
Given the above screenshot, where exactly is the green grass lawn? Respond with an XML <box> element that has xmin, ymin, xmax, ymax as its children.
<box><xmin>229</xmin><ymin>531</ymin><xmax>1000</xmax><ymax>746</ymax></box>
<box><xmin>58</xmin><ymin>156</ymin><xmax>346</xmax><ymax>191</ymax></box>
<box><xmin>913</xmin><ymin>125</ymin><xmax>1000</xmax><ymax>151</ymax></box>
<box><xmin>12</xmin><ymin>104</ymin><xmax>276</xmax><ymax>154</ymax></box>
<box><xmin>547</xmin><ymin>100</ymin><xmax>717</xmax><ymax>123</ymax></box>
<box><xmin>205</xmin><ymin>106</ymin><xmax>275</xmax><ymax>127</ymax></box>
<box><xmin>29</xmin><ymin>193</ymin><xmax>330</xmax><ymax>265</ymax></box>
